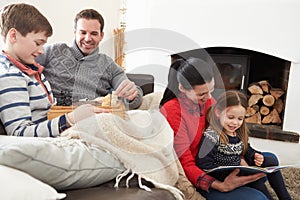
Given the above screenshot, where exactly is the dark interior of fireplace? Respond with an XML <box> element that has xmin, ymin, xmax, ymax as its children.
<box><xmin>205</xmin><ymin>47</ymin><xmax>290</xmax><ymax>93</ymax></box>
<box><xmin>173</xmin><ymin>47</ymin><xmax>299</xmax><ymax>142</ymax></box>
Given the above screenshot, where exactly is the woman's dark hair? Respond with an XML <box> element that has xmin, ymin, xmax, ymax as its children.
<box><xmin>160</xmin><ymin>57</ymin><xmax>214</xmax><ymax>107</ymax></box>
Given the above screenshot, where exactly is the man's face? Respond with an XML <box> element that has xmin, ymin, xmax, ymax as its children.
<box><xmin>74</xmin><ymin>18</ymin><xmax>104</xmax><ymax>55</ymax></box>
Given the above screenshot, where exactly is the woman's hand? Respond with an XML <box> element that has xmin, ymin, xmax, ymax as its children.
<box><xmin>211</xmin><ymin>169</ymin><xmax>266</xmax><ymax>192</ymax></box>
<box><xmin>254</xmin><ymin>153</ymin><xmax>264</xmax><ymax>166</ymax></box>
<box><xmin>66</xmin><ymin>104</ymin><xmax>110</xmax><ymax>125</ymax></box>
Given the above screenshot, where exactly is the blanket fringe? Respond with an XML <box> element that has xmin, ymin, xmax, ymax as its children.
<box><xmin>114</xmin><ymin>170</ymin><xmax>184</xmax><ymax>200</ymax></box>
<box><xmin>114</xmin><ymin>169</ymin><xmax>130</xmax><ymax>188</ymax></box>
<box><xmin>125</xmin><ymin>171</ymin><xmax>135</xmax><ymax>188</ymax></box>
<box><xmin>138</xmin><ymin>175</ymin><xmax>152</xmax><ymax>191</ymax></box>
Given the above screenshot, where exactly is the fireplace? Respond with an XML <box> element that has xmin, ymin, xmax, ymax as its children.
<box><xmin>173</xmin><ymin>47</ymin><xmax>299</xmax><ymax>143</ymax></box>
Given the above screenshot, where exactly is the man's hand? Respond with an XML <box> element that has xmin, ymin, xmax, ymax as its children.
<box><xmin>115</xmin><ymin>79</ymin><xmax>138</xmax><ymax>101</ymax></box>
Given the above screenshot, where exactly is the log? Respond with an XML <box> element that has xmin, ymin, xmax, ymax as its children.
<box><xmin>245</xmin><ymin>112</ymin><xmax>261</xmax><ymax>124</ymax></box>
<box><xmin>273</xmin><ymin>99</ymin><xmax>284</xmax><ymax>114</ymax></box>
<box><xmin>260</xmin><ymin>106</ymin><xmax>270</xmax><ymax>116</ymax></box>
<box><xmin>248</xmin><ymin>94</ymin><xmax>263</xmax><ymax>107</ymax></box>
<box><xmin>262</xmin><ymin>94</ymin><xmax>275</xmax><ymax>107</ymax></box>
<box><xmin>246</xmin><ymin>105</ymin><xmax>259</xmax><ymax>117</ymax></box>
<box><xmin>258</xmin><ymin>80</ymin><xmax>270</xmax><ymax>93</ymax></box>
<box><xmin>270</xmin><ymin>88</ymin><xmax>285</xmax><ymax>100</ymax></box>
<box><xmin>262</xmin><ymin>109</ymin><xmax>282</xmax><ymax>124</ymax></box>
<box><xmin>248</xmin><ymin>84</ymin><xmax>263</xmax><ymax>95</ymax></box>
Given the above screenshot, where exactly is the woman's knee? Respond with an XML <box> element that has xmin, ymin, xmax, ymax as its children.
<box><xmin>262</xmin><ymin>152</ymin><xmax>279</xmax><ymax>166</ymax></box>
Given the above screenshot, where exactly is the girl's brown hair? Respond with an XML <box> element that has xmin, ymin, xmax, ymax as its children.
<box><xmin>207</xmin><ymin>90</ymin><xmax>249</xmax><ymax>154</ymax></box>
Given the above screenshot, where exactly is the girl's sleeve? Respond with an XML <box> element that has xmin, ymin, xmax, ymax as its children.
<box><xmin>244</xmin><ymin>143</ymin><xmax>261</xmax><ymax>165</ymax></box>
<box><xmin>196</xmin><ymin>130</ymin><xmax>219</xmax><ymax>170</ymax></box>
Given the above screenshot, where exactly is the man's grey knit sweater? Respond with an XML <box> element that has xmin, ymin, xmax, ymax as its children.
<box><xmin>36</xmin><ymin>42</ymin><xmax>142</xmax><ymax>109</ymax></box>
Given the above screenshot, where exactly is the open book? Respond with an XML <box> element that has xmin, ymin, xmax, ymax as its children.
<box><xmin>205</xmin><ymin>165</ymin><xmax>289</xmax><ymax>175</ymax></box>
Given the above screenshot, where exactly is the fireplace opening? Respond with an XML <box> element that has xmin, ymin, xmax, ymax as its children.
<box><xmin>205</xmin><ymin>47</ymin><xmax>290</xmax><ymax>93</ymax></box>
<box><xmin>172</xmin><ymin>47</ymin><xmax>299</xmax><ymax>142</ymax></box>
<box><xmin>205</xmin><ymin>47</ymin><xmax>290</xmax><ymax>126</ymax></box>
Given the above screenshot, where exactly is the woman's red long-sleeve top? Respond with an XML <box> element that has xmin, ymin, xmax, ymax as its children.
<box><xmin>160</xmin><ymin>96</ymin><xmax>216</xmax><ymax>191</ymax></box>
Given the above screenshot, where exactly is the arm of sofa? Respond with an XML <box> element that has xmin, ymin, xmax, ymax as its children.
<box><xmin>126</xmin><ymin>73</ymin><xmax>154</xmax><ymax>96</ymax></box>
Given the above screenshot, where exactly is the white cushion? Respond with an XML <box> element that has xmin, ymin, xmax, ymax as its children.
<box><xmin>0</xmin><ymin>164</ymin><xmax>66</xmax><ymax>200</ymax></box>
<box><xmin>138</xmin><ymin>92</ymin><xmax>163</xmax><ymax>110</ymax></box>
<box><xmin>0</xmin><ymin>135</ymin><xmax>125</xmax><ymax>190</ymax></box>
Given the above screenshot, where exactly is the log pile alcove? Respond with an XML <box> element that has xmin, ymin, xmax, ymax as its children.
<box><xmin>246</xmin><ymin>80</ymin><xmax>285</xmax><ymax>125</ymax></box>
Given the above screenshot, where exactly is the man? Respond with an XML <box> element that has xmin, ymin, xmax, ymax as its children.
<box><xmin>36</xmin><ymin>9</ymin><xmax>142</xmax><ymax>109</ymax></box>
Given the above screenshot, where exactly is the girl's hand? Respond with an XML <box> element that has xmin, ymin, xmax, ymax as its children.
<box><xmin>254</xmin><ymin>153</ymin><xmax>264</xmax><ymax>166</ymax></box>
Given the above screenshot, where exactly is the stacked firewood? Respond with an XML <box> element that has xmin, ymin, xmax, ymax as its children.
<box><xmin>245</xmin><ymin>80</ymin><xmax>285</xmax><ymax>125</ymax></box>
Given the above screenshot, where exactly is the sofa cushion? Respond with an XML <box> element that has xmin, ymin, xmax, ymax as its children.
<box><xmin>0</xmin><ymin>135</ymin><xmax>125</xmax><ymax>190</ymax></box>
<box><xmin>0</xmin><ymin>164</ymin><xmax>66</xmax><ymax>200</ymax></box>
<box><xmin>137</xmin><ymin>92</ymin><xmax>163</xmax><ymax>110</ymax></box>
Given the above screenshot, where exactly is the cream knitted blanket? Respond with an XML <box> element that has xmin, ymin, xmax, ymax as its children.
<box><xmin>62</xmin><ymin>110</ymin><xmax>183</xmax><ymax>200</ymax></box>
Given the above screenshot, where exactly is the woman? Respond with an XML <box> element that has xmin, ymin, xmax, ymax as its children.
<box><xmin>160</xmin><ymin>57</ymin><xmax>269</xmax><ymax>200</ymax></box>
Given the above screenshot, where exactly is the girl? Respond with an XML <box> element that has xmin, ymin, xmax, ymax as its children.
<box><xmin>196</xmin><ymin>90</ymin><xmax>291</xmax><ymax>200</ymax></box>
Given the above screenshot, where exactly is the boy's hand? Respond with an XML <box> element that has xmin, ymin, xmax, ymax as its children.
<box><xmin>66</xmin><ymin>104</ymin><xmax>110</xmax><ymax>125</ymax></box>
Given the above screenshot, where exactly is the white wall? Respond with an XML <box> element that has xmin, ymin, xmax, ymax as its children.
<box><xmin>148</xmin><ymin>0</ymin><xmax>300</xmax><ymax>62</ymax></box>
<box><xmin>0</xmin><ymin>0</ymin><xmax>122</xmax><ymax>57</ymax></box>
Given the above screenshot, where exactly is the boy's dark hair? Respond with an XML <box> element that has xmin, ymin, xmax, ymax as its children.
<box><xmin>74</xmin><ymin>9</ymin><xmax>104</xmax><ymax>32</ymax></box>
<box><xmin>0</xmin><ymin>3</ymin><xmax>53</xmax><ymax>39</ymax></box>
